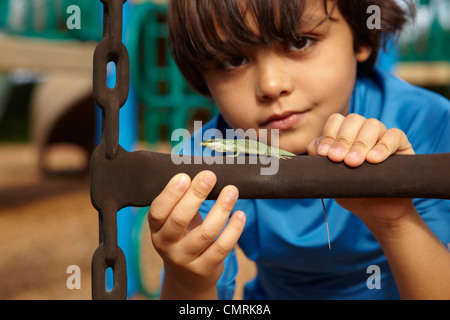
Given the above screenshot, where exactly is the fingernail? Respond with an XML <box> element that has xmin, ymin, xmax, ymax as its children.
<box><xmin>318</xmin><ymin>143</ymin><xmax>331</xmax><ymax>155</ymax></box>
<box><xmin>235</xmin><ymin>210</ymin><xmax>246</xmax><ymax>222</ymax></box>
<box><xmin>329</xmin><ymin>145</ymin><xmax>344</xmax><ymax>156</ymax></box>
<box><xmin>228</xmin><ymin>188</ymin><xmax>239</xmax><ymax>200</ymax></box>
<box><xmin>202</xmin><ymin>175</ymin><xmax>215</xmax><ymax>186</ymax></box>
<box><xmin>176</xmin><ymin>175</ymin><xmax>189</xmax><ymax>188</ymax></box>
<box><xmin>347</xmin><ymin>151</ymin><xmax>359</xmax><ymax>160</ymax></box>
<box><xmin>368</xmin><ymin>149</ymin><xmax>379</xmax><ymax>159</ymax></box>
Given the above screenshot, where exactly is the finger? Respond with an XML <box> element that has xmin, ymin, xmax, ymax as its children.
<box><xmin>148</xmin><ymin>173</ymin><xmax>190</xmax><ymax>233</ymax></box>
<box><xmin>198</xmin><ymin>210</ymin><xmax>246</xmax><ymax>267</ymax></box>
<box><xmin>328</xmin><ymin>113</ymin><xmax>367</xmax><ymax>163</ymax></box>
<box><xmin>185</xmin><ymin>185</ymin><xmax>239</xmax><ymax>255</ymax></box>
<box><xmin>366</xmin><ymin>128</ymin><xmax>415</xmax><ymax>163</ymax></box>
<box><xmin>306</xmin><ymin>137</ymin><xmax>320</xmax><ymax>156</ymax></box>
<box><xmin>161</xmin><ymin>170</ymin><xmax>217</xmax><ymax>240</ymax></box>
<box><xmin>344</xmin><ymin>118</ymin><xmax>386</xmax><ymax>167</ymax></box>
<box><xmin>317</xmin><ymin>113</ymin><xmax>345</xmax><ymax>156</ymax></box>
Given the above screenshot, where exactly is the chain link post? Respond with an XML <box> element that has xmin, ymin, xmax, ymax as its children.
<box><xmin>91</xmin><ymin>0</ymin><xmax>129</xmax><ymax>300</ymax></box>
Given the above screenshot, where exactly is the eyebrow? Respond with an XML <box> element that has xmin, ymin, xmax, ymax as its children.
<box><xmin>300</xmin><ymin>12</ymin><xmax>335</xmax><ymax>32</ymax></box>
<box><xmin>191</xmin><ymin>1</ymin><xmax>340</xmax><ymax>64</ymax></box>
<box><xmin>210</xmin><ymin>14</ymin><xmax>332</xmax><ymax>56</ymax></box>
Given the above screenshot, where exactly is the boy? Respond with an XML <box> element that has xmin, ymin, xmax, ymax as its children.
<box><xmin>148</xmin><ymin>0</ymin><xmax>450</xmax><ymax>299</ymax></box>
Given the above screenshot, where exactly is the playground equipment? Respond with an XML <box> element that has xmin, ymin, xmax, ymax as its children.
<box><xmin>397</xmin><ymin>0</ymin><xmax>450</xmax><ymax>88</ymax></box>
<box><xmin>128</xmin><ymin>1</ymin><xmax>216</xmax><ymax>145</ymax></box>
<box><xmin>0</xmin><ymin>0</ymin><xmax>103</xmax><ymax>173</ymax></box>
<box><xmin>0</xmin><ymin>74</ymin><xmax>13</xmax><ymax>124</ymax></box>
<box><xmin>399</xmin><ymin>0</ymin><xmax>450</xmax><ymax>62</ymax></box>
<box><xmin>0</xmin><ymin>0</ymin><xmax>139</xmax><ymax>296</ymax></box>
<box><xmin>0</xmin><ymin>0</ymin><xmax>102</xmax><ymax>41</ymax></box>
<box><xmin>91</xmin><ymin>0</ymin><xmax>450</xmax><ymax>300</ymax></box>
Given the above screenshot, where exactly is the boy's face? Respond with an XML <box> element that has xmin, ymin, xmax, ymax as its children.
<box><xmin>202</xmin><ymin>1</ymin><xmax>371</xmax><ymax>154</ymax></box>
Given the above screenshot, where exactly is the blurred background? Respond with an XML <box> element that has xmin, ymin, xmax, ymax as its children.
<box><xmin>0</xmin><ymin>0</ymin><xmax>448</xmax><ymax>300</ymax></box>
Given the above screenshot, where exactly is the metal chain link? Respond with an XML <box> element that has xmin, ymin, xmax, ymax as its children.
<box><xmin>93</xmin><ymin>0</ymin><xmax>129</xmax><ymax>160</ymax></box>
<box><xmin>92</xmin><ymin>0</ymin><xmax>129</xmax><ymax>300</ymax></box>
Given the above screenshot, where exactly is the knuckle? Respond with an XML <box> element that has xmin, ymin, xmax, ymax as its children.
<box><xmin>388</xmin><ymin>128</ymin><xmax>404</xmax><ymax>139</ymax></box>
<box><xmin>320</xmin><ymin>135</ymin><xmax>336</xmax><ymax>144</ymax></box>
<box><xmin>199</xmin><ymin>228</ymin><xmax>217</xmax><ymax>244</ymax></box>
<box><xmin>190</xmin><ymin>185</ymin><xmax>210</xmax><ymax>200</ymax></box>
<box><xmin>347</xmin><ymin>113</ymin><xmax>365</xmax><ymax>121</ymax></box>
<box><xmin>148</xmin><ymin>209</ymin><xmax>164</xmax><ymax>225</ymax></box>
<box><xmin>212</xmin><ymin>244</ymin><xmax>228</xmax><ymax>258</ymax></box>
<box><xmin>352</xmin><ymin>140</ymin><xmax>370</xmax><ymax>150</ymax></box>
<box><xmin>335</xmin><ymin>136</ymin><xmax>353</xmax><ymax>146</ymax></box>
<box><xmin>376</xmin><ymin>141</ymin><xmax>391</xmax><ymax>153</ymax></box>
<box><xmin>366</xmin><ymin>117</ymin><xmax>381</xmax><ymax>127</ymax></box>
<box><xmin>148</xmin><ymin>207</ymin><xmax>166</xmax><ymax>228</ymax></box>
<box><xmin>329</xmin><ymin>113</ymin><xmax>345</xmax><ymax>122</ymax></box>
<box><xmin>217</xmin><ymin>201</ymin><xmax>232</xmax><ymax>213</ymax></box>
<box><xmin>169</xmin><ymin>214</ymin><xmax>189</xmax><ymax>229</ymax></box>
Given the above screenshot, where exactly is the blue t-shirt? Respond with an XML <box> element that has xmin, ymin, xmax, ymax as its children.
<box><xmin>180</xmin><ymin>68</ymin><xmax>450</xmax><ymax>300</ymax></box>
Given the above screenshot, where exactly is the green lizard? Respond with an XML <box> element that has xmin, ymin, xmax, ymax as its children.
<box><xmin>200</xmin><ymin>138</ymin><xmax>296</xmax><ymax>159</ymax></box>
<box><xmin>200</xmin><ymin>138</ymin><xmax>331</xmax><ymax>249</ymax></box>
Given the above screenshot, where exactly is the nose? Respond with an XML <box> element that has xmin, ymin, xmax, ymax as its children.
<box><xmin>255</xmin><ymin>51</ymin><xmax>293</xmax><ymax>102</ymax></box>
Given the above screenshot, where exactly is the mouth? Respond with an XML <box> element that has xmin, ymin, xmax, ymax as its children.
<box><xmin>261</xmin><ymin>110</ymin><xmax>310</xmax><ymax>131</ymax></box>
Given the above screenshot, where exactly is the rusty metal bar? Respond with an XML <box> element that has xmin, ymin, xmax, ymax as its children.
<box><xmin>91</xmin><ymin>147</ymin><xmax>450</xmax><ymax>213</ymax></box>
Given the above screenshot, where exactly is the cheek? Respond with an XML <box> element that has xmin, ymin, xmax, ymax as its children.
<box><xmin>207</xmin><ymin>77</ymin><xmax>257</xmax><ymax>131</ymax></box>
<box><xmin>323</xmin><ymin>38</ymin><xmax>358</xmax><ymax>111</ymax></box>
<box><xmin>311</xmin><ymin>47</ymin><xmax>357</xmax><ymax>114</ymax></box>
<box><xmin>218</xmin><ymin>104</ymin><xmax>249</xmax><ymax>130</ymax></box>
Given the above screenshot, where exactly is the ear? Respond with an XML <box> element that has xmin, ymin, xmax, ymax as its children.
<box><xmin>355</xmin><ymin>44</ymin><xmax>372</xmax><ymax>63</ymax></box>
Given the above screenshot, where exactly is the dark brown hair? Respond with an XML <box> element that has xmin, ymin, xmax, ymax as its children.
<box><xmin>168</xmin><ymin>0</ymin><xmax>415</xmax><ymax>95</ymax></box>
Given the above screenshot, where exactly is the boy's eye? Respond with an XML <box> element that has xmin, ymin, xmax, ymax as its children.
<box><xmin>287</xmin><ymin>36</ymin><xmax>315</xmax><ymax>52</ymax></box>
<box><xmin>221</xmin><ymin>55</ymin><xmax>249</xmax><ymax>69</ymax></box>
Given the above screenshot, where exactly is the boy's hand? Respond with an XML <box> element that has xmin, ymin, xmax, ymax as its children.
<box><xmin>307</xmin><ymin>113</ymin><xmax>416</xmax><ymax>225</ymax></box>
<box><xmin>307</xmin><ymin>113</ymin><xmax>414</xmax><ymax>167</ymax></box>
<box><xmin>148</xmin><ymin>171</ymin><xmax>245</xmax><ymax>299</ymax></box>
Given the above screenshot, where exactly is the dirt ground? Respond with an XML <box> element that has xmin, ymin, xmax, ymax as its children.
<box><xmin>0</xmin><ymin>143</ymin><xmax>255</xmax><ymax>300</ymax></box>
